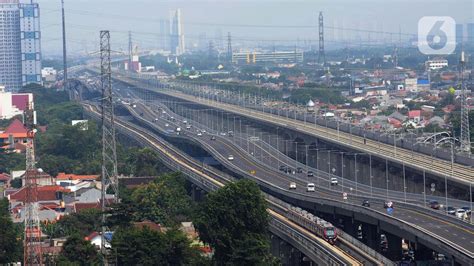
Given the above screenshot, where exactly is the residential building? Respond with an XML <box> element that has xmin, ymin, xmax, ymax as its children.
<box><xmin>0</xmin><ymin>0</ymin><xmax>41</xmax><ymax>91</ymax></box>
<box><xmin>425</xmin><ymin>59</ymin><xmax>448</xmax><ymax>70</ymax></box>
<box><xmin>0</xmin><ymin>0</ymin><xmax>22</xmax><ymax>91</ymax></box>
<box><xmin>41</xmin><ymin>67</ymin><xmax>57</xmax><ymax>82</ymax></box>
<box><xmin>0</xmin><ymin>118</ymin><xmax>29</xmax><ymax>152</ymax></box>
<box><xmin>232</xmin><ymin>50</ymin><xmax>304</xmax><ymax>65</ymax></box>
<box><xmin>169</xmin><ymin>8</ymin><xmax>185</xmax><ymax>55</ymax></box>
<box><xmin>19</xmin><ymin>1</ymin><xmax>41</xmax><ymax>86</ymax></box>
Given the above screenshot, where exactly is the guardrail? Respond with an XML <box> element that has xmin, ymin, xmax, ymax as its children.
<box><xmin>83</xmin><ymin>103</ymin><xmax>359</xmax><ymax>265</ymax></box>
<box><xmin>123</xmin><ymin>99</ymin><xmax>474</xmax><ymax>263</ymax></box>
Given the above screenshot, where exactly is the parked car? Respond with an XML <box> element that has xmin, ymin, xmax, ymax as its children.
<box><xmin>289</xmin><ymin>182</ymin><xmax>297</xmax><ymax>189</ymax></box>
<box><xmin>307</xmin><ymin>183</ymin><xmax>315</xmax><ymax>192</ymax></box>
<box><xmin>362</xmin><ymin>200</ymin><xmax>370</xmax><ymax>207</ymax></box>
<box><xmin>429</xmin><ymin>200</ymin><xmax>440</xmax><ymax>210</ymax></box>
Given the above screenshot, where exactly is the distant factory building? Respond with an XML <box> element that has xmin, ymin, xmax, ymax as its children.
<box><xmin>232</xmin><ymin>51</ymin><xmax>303</xmax><ymax>65</ymax></box>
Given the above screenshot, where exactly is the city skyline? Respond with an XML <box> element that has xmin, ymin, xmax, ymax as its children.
<box><xmin>37</xmin><ymin>0</ymin><xmax>473</xmax><ymax>57</ymax></box>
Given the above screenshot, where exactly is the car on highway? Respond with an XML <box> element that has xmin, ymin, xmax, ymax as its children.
<box><xmin>296</xmin><ymin>167</ymin><xmax>303</xmax><ymax>173</ymax></box>
<box><xmin>307</xmin><ymin>171</ymin><xmax>314</xmax><ymax>177</ymax></box>
<box><xmin>429</xmin><ymin>200</ymin><xmax>440</xmax><ymax>210</ymax></box>
<box><xmin>186</xmin><ymin>125</ymin><xmax>191</xmax><ymax>129</ymax></box>
<box><xmin>162</xmin><ymin>110</ymin><xmax>166</xmax><ymax>114</ymax></box>
<box><xmin>197</xmin><ymin>132</ymin><xmax>202</xmax><ymax>136</ymax></box>
<box><xmin>279</xmin><ymin>165</ymin><xmax>287</xmax><ymax>172</ymax></box>
<box><xmin>289</xmin><ymin>182</ymin><xmax>297</xmax><ymax>189</ymax></box>
<box><xmin>210</xmin><ymin>136</ymin><xmax>216</xmax><ymax>141</ymax></box>
<box><xmin>307</xmin><ymin>183</ymin><xmax>315</xmax><ymax>192</ymax></box>
<box><xmin>384</xmin><ymin>201</ymin><xmax>393</xmax><ymax>209</ymax></box>
<box><xmin>183</xmin><ymin>120</ymin><xmax>187</xmax><ymax>124</ymax></box>
<box><xmin>455</xmin><ymin>209</ymin><xmax>466</xmax><ymax>219</ymax></box>
<box><xmin>445</xmin><ymin>206</ymin><xmax>456</xmax><ymax>215</ymax></box>
<box><xmin>219</xmin><ymin>132</ymin><xmax>227</xmax><ymax>136</ymax></box>
<box><xmin>227</xmin><ymin>155</ymin><xmax>234</xmax><ymax>161</ymax></box>
<box><xmin>165</xmin><ymin>123</ymin><xmax>169</xmax><ymax>127</ymax></box>
<box><xmin>362</xmin><ymin>200</ymin><xmax>370</xmax><ymax>207</ymax></box>
<box><xmin>154</xmin><ymin>118</ymin><xmax>159</xmax><ymax>122</ymax></box>
<box><xmin>201</xmin><ymin>130</ymin><xmax>206</xmax><ymax>133</ymax></box>
<box><xmin>330</xmin><ymin>177</ymin><xmax>338</xmax><ymax>185</ymax></box>
<box><xmin>460</xmin><ymin>206</ymin><xmax>471</xmax><ymax>214</ymax></box>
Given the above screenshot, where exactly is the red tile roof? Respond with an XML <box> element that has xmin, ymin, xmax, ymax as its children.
<box><xmin>408</xmin><ymin>110</ymin><xmax>421</xmax><ymax>118</ymax></box>
<box><xmin>85</xmin><ymin>231</ymin><xmax>100</xmax><ymax>241</ymax></box>
<box><xmin>4</xmin><ymin>119</ymin><xmax>28</xmax><ymax>134</ymax></box>
<box><xmin>9</xmin><ymin>185</ymin><xmax>70</xmax><ymax>202</ymax></box>
<box><xmin>56</xmin><ymin>173</ymin><xmax>99</xmax><ymax>181</ymax></box>
<box><xmin>0</xmin><ymin>173</ymin><xmax>10</xmax><ymax>182</ymax></box>
<box><xmin>133</xmin><ymin>221</ymin><xmax>162</xmax><ymax>232</ymax></box>
<box><xmin>74</xmin><ymin>202</ymin><xmax>101</xmax><ymax>213</ymax></box>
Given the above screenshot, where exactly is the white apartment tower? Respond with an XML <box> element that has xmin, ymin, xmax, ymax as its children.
<box><xmin>0</xmin><ymin>0</ymin><xmax>41</xmax><ymax>92</ymax></box>
<box><xmin>169</xmin><ymin>8</ymin><xmax>185</xmax><ymax>55</ymax></box>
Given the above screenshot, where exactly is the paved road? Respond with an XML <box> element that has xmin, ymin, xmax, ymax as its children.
<box><xmin>125</xmin><ymin>98</ymin><xmax>474</xmax><ymax>260</ymax></box>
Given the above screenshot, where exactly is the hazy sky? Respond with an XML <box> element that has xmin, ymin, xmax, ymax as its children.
<box><xmin>37</xmin><ymin>0</ymin><xmax>473</xmax><ymax>57</ymax></box>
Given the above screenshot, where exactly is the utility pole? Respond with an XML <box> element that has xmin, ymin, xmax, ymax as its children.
<box><xmin>61</xmin><ymin>0</ymin><xmax>67</xmax><ymax>90</ymax></box>
<box><xmin>318</xmin><ymin>11</ymin><xmax>325</xmax><ymax>65</ymax></box>
<box><xmin>460</xmin><ymin>51</ymin><xmax>471</xmax><ymax>153</ymax></box>
<box><xmin>100</xmin><ymin>30</ymin><xmax>119</xmax><ymax>262</ymax></box>
<box><xmin>227</xmin><ymin>32</ymin><xmax>232</xmax><ymax>64</ymax></box>
<box><xmin>23</xmin><ymin>102</ymin><xmax>42</xmax><ymax>265</ymax></box>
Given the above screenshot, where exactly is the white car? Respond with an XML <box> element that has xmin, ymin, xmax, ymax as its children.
<box><xmin>331</xmin><ymin>177</ymin><xmax>338</xmax><ymax>185</ymax></box>
<box><xmin>186</xmin><ymin>125</ymin><xmax>191</xmax><ymax>129</ymax></box>
<box><xmin>162</xmin><ymin>110</ymin><xmax>166</xmax><ymax>114</ymax></box>
<box><xmin>307</xmin><ymin>183</ymin><xmax>315</xmax><ymax>192</ymax></box>
<box><xmin>455</xmin><ymin>209</ymin><xmax>466</xmax><ymax>219</ymax></box>
<box><xmin>289</xmin><ymin>182</ymin><xmax>297</xmax><ymax>189</ymax></box>
<box><xmin>227</xmin><ymin>155</ymin><xmax>234</xmax><ymax>161</ymax></box>
<box><xmin>197</xmin><ymin>132</ymin><xmax>202</xmax><ymax>136</ymax></box>
<box><xmin>201</xmin><ymin>130</ymin><xmax>206</xmax><ymax>133</ymax></box>
<box><xmin>183</xmin><ymin>120</ymin><xmax>188</xmax><ymax>124</ymax></box>
<box><xmin>165</xmin><ymin>123</ymin><xmax>169</xmax><ymax>127</ymax></box>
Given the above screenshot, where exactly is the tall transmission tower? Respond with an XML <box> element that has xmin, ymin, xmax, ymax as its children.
<box><xmin>61</xmin><ymin>0</ymin><xmax>68</xmax><ymax>90</ymax></box>
<box><xmin>227</xmin><ymin>32</ymin><xmax>232</xmax><ymax>64</ymax></box>
<box><xmin>318</xmin><ymin>11</ymin><xmax>325</xmax><ymax>65</ymax></box>
<box><xmin>23</xmin><ymin>103</ymin><xmax>42</xmax><ymax>265</ymax></box>
<box><xmin>99</xmin><ymin>30</ymin><xmax>119</xmax><ymax>258</ymax></box>
<box><xmin>460</xmin><ymin>51</ymin><xmax>471</xmax><ymax>153</ymax></box>
<box><xmin>128</xmin><ymin>31</ymin><xmax>133</xmax><ymax>71</ymax></box>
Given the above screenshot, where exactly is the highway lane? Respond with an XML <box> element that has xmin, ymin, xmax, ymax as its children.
<box><xmin>131</xmin><ymin>91</ymin><xmax>472</xmax><ymax>216</ymax></box>
<box><xmin>83</xmin><ymin>102</ymin><xmax>366</xmax><ymax>266</ymax></box>
<box><xmin>127</xmin><ymin>100</ymin><xmax>474</xmax><ymax>259</ymax></box>
<box><xmin>112</xmin><ymin>73</ymin><xmax>472</xmax><ymax>186</ymax></box>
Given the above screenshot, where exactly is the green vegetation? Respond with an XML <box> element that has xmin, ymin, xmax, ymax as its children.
<box><xmin>56</xmin><ymin>234</ymin><xmax>101</xmax><ymax>265</ymax></box>
<box><xmin>0</xmin><ymin>152</ymin><xmax>25</xmax><ymax>173</ymax></box>
<box><xmin>130</xmin><ymin>173</ymin><xmax>194</xmax><ymax>226</ymax></box>
<box><xmin>0</xmin><ymin>198</ymin><xmax>22</xmax><ymax>264</ymax></box>
<box><xmin>194</xmin><ymin>179</ymin><xmax>274</xmax><ymax>265</ymax></box>
<box><xmin>43</xmin><ymin>209</ymin><xmax>102</xmax><ymax>239</ymax></box>
<box><xmin>112</xmin><ymin>227</ymin><xmax>202</xmax><ymax>265</ymax></box>
<box><xmin>289</xmin><ymin>87</ymin><xmax>346</xmax><ymax>104</ymax></box>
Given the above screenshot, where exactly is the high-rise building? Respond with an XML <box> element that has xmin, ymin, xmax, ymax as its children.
<box><xmin>0</xmin><ymin>0</ymin><xmax>41</xmax><ymax>92</ymax></box>
<box><xmin>169</xmin><ymin>8</ymin><xmax>185</xmax><ymax>55</ymax></box>
<box><xmin>20</xmin><ymin>1</ymin><xmax>42</xmax><ymax>86</ymax></box>
<box><xmin>467</xmin><ymin>23</ymin><xmax>474</xmax><ymax>46</ymax></box>
<box><xmin>0</xmin><ymin>0</ymin><xmax>22</xmax><ymax>91</ymax></box>
<box><xmin>159</xmin><ymin>19</ymin><xmax>169</xmax><ymax>51</ymax></box>
<box><xmin>456</xmin><ymin>24</ymin><xmax>464</xmax><ymax>45</ymax></box>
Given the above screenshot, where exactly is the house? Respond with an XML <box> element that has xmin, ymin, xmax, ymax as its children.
<box><xmin>56</xmin><ymin>173</ymin><xmax>99</xmax><ymax>191</ymax></box>
<box><xmin>21</xmin><ymin>169</ymin><xmax>54</xmax><ymax>186</ymax></box>
<box><xmin>427</xmin><ymin>116</ymin><xmax>446</xmax><ymax>128</ymax></box>
<box><xmin>408</xmin><ymin>110</ymin><xmax>422</xmax><ymax>123</ymax></box>
<box><xmin>388</xmin><ymin>111</ymin><xmax>407</xmax><ymax>123</ymax></box>
<box><xmin>0</xmin><ymin>119</ymin><xmax>29</xmax><ymax>153</ymax></box>
<box><xmin>134</xmin><ymin>221</ymin><xmax>163</xmax><ymax>232</ymax></box>
<box><xmin>0</xmin><ymin>173</ymin><xmax>11</xmax><ymax>187</ymax></box>
<box><xmin>8</xmin><ymin>185</ymin><xmax>69</xmax><ymax>203</ymax></box>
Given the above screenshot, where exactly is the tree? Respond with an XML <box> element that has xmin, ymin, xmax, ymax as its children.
<box><xmin>0</xmin><ymin>199</ymin><xmax>22</xmax><ymax>264</ymax></box>
<box><xmin>57</xmin><ymin>234</ymin><xmax>100</xmax><ymax>265</ymax></box>
<box><xmin>112</xmin><ymin>227</ymin><xmax>200</xmax><ymax>265</ymax></box>
<box><xmin>53</xmin><ymin>209</ymin><xmax>102</xmax><ymax>238</ymax></box>
<box><xmin>131</xmin><ymin>173</ymin><xmax>193</xmax><ymax>226</ymax></box>
<box><xmin>194</xmin><ymin>179</ymin><xmax>273</xmax><ymax>265</ymax></box>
